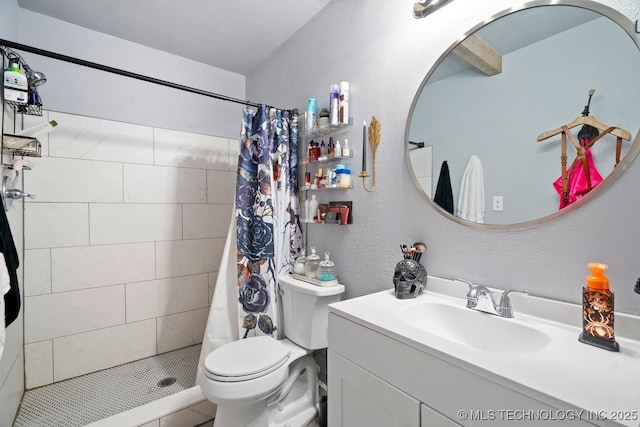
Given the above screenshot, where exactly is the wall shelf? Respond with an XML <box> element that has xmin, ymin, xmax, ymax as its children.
<box><xmin>2</xmin><ymin>134</ymin><xmax>42</xmax><ymax>158</ymax></box>
<box><xmin>304</xmin><ymin>118</ymin><xmax>353</xmax><ymax>138</ymax></box>
<box><xmin>5</xmin><ymin>100</ymin><xmax>42</xmax><ymax>117</ymax></box>
<box><xmin>301</xmin><ymin>184</ymin><xmax>352</xmax><ymax>192</ymax></box>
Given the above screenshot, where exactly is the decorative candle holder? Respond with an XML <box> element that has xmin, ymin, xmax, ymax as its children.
<box><xmin>361</xmin><ymin>116</ymin><xmax>380</xmax><ymax>192</ymax></box>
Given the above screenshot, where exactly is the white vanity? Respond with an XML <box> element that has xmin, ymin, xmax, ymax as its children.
<box><xmin>327</xmin><ymin>276</ymin><xmax>640</xmax><ymax>427</ymax></box>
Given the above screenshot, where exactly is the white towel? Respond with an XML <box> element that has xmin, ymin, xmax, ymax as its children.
<box><xmin>456</xmin><ymin>155</ymin><xmax>485</xmax><ymax>223</ymax></box>
<box><xmin>0</xmin><ymin>253</ymin><xmax>10</xmax><ymax>362</ymax></box>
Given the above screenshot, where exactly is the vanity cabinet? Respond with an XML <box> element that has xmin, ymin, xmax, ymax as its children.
<box><xmin>328</xmin><ymin>312</ymin><xmax>597</xmax><ymax>427</ymax></box>
<box><xmin>329</xmin><ymin>350</ymin><xmax>461</xmax><ymax>427</ymax></box>
<box><xmin>328</xmin><ymin>351</ymin><xmax>421</xmax><ymax>427</ymax></box>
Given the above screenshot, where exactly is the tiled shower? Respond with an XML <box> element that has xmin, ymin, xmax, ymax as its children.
<box><xmin>5</xmin><ymin>108</ymin><xmax>237</xmax><ymax>420</ymax></box>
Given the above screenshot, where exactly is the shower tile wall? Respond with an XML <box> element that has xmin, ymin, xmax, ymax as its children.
<box><xmin>0</xmin><ymin>106</ymin><xmax>26</xmax><ymax>427</ymax></box>
<box><xmin>21</xmin><ymin>111</ymin><xmax>237</xmax><ymax>389</ymax></box>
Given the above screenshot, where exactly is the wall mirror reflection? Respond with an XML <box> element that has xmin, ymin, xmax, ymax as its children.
<box><xmin>406</xmin><ymin>4</ymin><xmax>640</xmax><ymax>227</ymax></box>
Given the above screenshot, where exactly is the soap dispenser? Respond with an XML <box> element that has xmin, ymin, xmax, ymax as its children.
<box><xmin>317</xmin><ymin>252</ymin><xmax>337</xmax><ymax>283</ymax></box>
<box><xmin>578</xmin><ymin>263</ymin><xmax>619</xmax><ymax>352</ymax></box>
<box><xmin>305</xmin><ymin>247</ymin><xmax>321</xmax><ymax>279</ymax></box>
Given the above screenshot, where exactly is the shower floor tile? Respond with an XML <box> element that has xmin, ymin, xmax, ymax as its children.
<box><xmin>13</xmin><ymin>344</ymin><xmax>201</xmax><ymax>427</ymax></box>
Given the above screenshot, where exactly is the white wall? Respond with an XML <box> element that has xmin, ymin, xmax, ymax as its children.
<box><xmin>247</xmin><ymin>0</ymin><xmax>640</xmax><ymax>314</ymax></box>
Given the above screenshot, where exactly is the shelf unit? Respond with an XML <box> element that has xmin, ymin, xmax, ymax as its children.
<box><xmin>2</xmin><ymin>89</ymin><xmax>44</xmax><ymax>167</ymax></box>
<box><xmin>300</xmin><ymin>110</ymin><xmax>354</xmax><ymax>227</ymax></box>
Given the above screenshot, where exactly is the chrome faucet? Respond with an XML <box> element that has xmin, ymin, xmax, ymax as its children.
<box><xmin>456</xmin><ymin>279</ymin><xmax>527</xmax><ymax>318</ymax></box>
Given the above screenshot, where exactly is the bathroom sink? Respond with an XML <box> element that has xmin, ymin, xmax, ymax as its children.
<box><xmin>397</xmin><ymin>300</ymin><xmax>551</xmax><ymax>353</ymax></box>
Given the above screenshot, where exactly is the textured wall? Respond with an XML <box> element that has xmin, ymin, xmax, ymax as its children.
<box><xmin>247</xmin><ymin>0</ymin><xmax>640</xmax><ymax>314</ymax></box>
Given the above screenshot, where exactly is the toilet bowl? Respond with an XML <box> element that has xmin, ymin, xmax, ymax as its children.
<box><xmin>200</xmin><ymin>273</ymin><xmax>345</xmax><ymax>427</ymax></box>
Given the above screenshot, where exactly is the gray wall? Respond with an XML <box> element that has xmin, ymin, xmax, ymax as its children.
<box><xmin>247</xmin><ymin>0</ymin><xmax>640</xmax><ymax>314</ymax></box>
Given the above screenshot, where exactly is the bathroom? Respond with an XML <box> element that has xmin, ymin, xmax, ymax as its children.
<box><xmin>2</xmin><ymin>0</ymin><xmax>640</xmax><ymax>425</ymax></box>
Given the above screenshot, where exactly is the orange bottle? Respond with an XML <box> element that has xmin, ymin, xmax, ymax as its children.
<box><xmin>578</xmin><ymin>263</ymin><xmax>619</xmax><ymax>351</ymax></box>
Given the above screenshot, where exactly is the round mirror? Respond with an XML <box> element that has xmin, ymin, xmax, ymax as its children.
<box><xmin>406</xmin><ymin>3</ymin><xmax>640</xmax><ymax>228</ymax></box>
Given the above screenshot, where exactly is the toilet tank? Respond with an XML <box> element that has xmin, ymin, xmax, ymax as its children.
<box><xmin>278</xmin><ymin>273</ymin><xmax>345</xmax><ymax>350</ymax></box>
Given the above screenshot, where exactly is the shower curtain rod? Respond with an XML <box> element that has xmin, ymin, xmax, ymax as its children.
<box><xmin>0</xmin><ymin>38</ymin><xmax>288</xmax><ymax>111</ymax></box>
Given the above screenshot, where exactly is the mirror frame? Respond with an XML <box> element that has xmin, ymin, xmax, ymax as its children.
<box><xmin>404</xmin><ymin>0</ymin><xmax>640</xmax><ymax>230</ymax></box>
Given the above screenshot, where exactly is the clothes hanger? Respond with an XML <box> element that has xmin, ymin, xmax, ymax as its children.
<box><xmin>536</xmin><ymin>89</ymin><xmax>632</xmax><ymax>142</ymax></box>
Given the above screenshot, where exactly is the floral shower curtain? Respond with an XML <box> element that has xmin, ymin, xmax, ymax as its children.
<box><xmin>235</xmin><ymin>106</ymin><xmax>302</xmax><ymax>340</ymax></box>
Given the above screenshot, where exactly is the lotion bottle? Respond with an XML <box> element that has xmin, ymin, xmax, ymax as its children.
<box><xmin>578</xmin><ymin>263</ymin><xmax>619</xmax><ymax>352</ymax></box>
<box><xmin>329</xmin><ymin>84</ymin><xmax>339</xmax><ymax>126</ymax></box>
<box><xmin>303</xmin><ymin>198</ymin><xmax>310</xmax><ymax>221</ymax></box>
<box><xmin>308</xmin><ymin>194</ymin><xmax>319</xmax><ymax>222</ymax></box>
<box><xmin>3</xmin><ymin>61</ymin><xmax>28</xmax><ymax>104</ymax></box>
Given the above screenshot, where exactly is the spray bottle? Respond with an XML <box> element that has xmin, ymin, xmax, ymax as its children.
<box><xmin>578</xmin><ymin>263</ymin><xmax>619</xmax><ymax>351</ymax></box>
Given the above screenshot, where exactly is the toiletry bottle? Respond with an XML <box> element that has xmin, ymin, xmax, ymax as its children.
<box><xmin>305</xmin><ymin>246</ymin><xmax>321</xmax><ymax>279</ymax></box>
<box><xmin>334</xmin><ymin>139</ymin><xmax>342</xmax><ymax>158</ymax></box>
<box><xmin>307</xmin><ymin>98</ymin><xmax>317</xmax><ymax>133</ymax></box>
<box><xmin>317</xmin><ymin>252</ymin><xmax>337</xmax><ymax>282</ymax></box>
<box><xmin>336</xmin><ymin>168</ymin><xmax>351</xmax><ymax>188</ymax></box>
<box><xmin>339</xmin><ymin>81</ymin><xmax>349</xmax><ymax>125</ymax></box>
<box><xmin>17</xmin><ymin>120</ymin><xmax>58</xmax><ymax>139</ymax></box>
<box><xmin>303</xmin><ymin>198</ymin><xmax>310</xmax><ymax>221</ymax></box>
<box><xmin>578</xmin><ymin>263</ymin><xmax>619</xmax><ymax>352</ymax></box>
<box><xmin>319</xmin><ymin>108</ymin><xmax>330</xmax><ymax>130</ymax></box>
<box><xmin>308</xmin><ymin>140</ymin><xmax>318</xmax><ymax>162</ymax></box>
<box><xmin>308</xmin><ymin>194</ymin><xmax>319</xmax><ymax>222</ymax></box>
<box><xmin>330</xmin><ymin>84</ymin><xmax>339</xmax><ymax>127</ymax></box>
<box><xmin>329</xmin><ymin>137</ymin><xmax>335</xmax><ymax>157</ymax></box>
<box><xmin>342</xmin><ymin>139</ymin><xmax>351</xmax><ymax>157</ymax></box>
<box><xmin>320</xmin><ymin>140</ymin><xmax>327</xmax><ymax>159</ymax></box>
<box><xmin>4</xmin><ymin>61</ymin><xmax>28</xmax><ymax>104</ymax></box>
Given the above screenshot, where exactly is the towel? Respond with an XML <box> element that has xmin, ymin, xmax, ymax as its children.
<box><xmin>457</xmin><ymin>155</ymin><xmax>485</xmax><ymax>223</ymax></box>
<box><xmin>0</xmin><ymin>203</ymin><xmax>20</xmax><ymax>327</ymax></box>
<box><xmin>0</xmin><ymin>253</ymin><xmax>10</xmax><ymax>362</ymax></box>
<box><xmin>434</xmin><ymin>161</ymin><xmax>454</xmax><ymax>214</ymax></box>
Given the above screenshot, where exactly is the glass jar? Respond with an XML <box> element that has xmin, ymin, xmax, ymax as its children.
<box><xmin>305</xmin><ymin>247</ymin><xmax>321</xmax><ymax>279</ymax></box>
<box><xmin>317</xmin><ymin>252</ymin><xmax>337</xmax><ymax>282</ymax></box>
<box><xmin>293</xmin><ymin>248</ymin><xmax>307</xmax><ymax>275</ymax></box>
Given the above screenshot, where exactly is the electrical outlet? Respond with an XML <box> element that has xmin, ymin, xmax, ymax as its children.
<box><xmin>492</xmin><ymin>196</ymin><xmax>503</xmax><ymax>211</ymax></box>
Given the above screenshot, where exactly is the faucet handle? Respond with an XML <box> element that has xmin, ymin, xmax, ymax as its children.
<box><xmin>498</xmin><ymin>289</ymin><xmax>528</xmax><ymax>318</ymax></box>
<box><xmin>455</xmin><ymin>278</ymin><xmax>477</xmax><ymax>291</ymax></box>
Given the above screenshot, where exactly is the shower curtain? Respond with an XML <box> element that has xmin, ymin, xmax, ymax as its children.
<box><xmin>236</xmin><ymin>106</ymin><xmax>302</xmax><ymax>339</ymax></box>
<box><xmin>198</xmin><ymin>106</ymin><xmax>302</xmax><ymax>380</ymax></box>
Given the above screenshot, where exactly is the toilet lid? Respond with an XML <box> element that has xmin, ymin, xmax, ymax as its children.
<box><xmin>204</xmin><ymin>336</ymin><xmax>290</xmax><ymax>382</ymax></box>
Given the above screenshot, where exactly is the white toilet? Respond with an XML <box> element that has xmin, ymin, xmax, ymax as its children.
<box><xmin>200</xmin><ymin>273</ymin><xmax>345</xmax><ymax>427</ymax></box>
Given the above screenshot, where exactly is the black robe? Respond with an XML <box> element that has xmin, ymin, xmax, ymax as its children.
<box><xmin>434</xmin><ymin>160</ymin><xmax>454</xmax><ymax>214</ymax></box>
<box><xmin>1</xmin><ymin>205</ymin><xmax>20</xmax><ymax>327</ymax></box>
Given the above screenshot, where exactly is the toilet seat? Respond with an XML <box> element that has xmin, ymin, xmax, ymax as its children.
<box><xmin>204</xmin><ymin>336</ymin><xmax>290</xmax><ymax>382</ymax></box>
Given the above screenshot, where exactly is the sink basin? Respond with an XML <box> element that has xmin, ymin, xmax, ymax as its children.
<box><xmin>397</xmin><ymin>300</ymin><xmax>551</xmax><ymax>353</ymax></box>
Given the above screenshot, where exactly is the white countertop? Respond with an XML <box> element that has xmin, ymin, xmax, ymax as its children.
<box><xmin>329</xmin><ymin>276</ymin><xmax>640</xmax><ymax>427</ymax></box>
